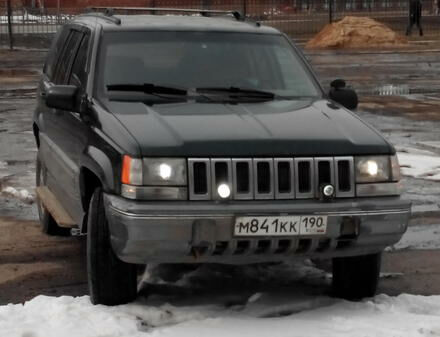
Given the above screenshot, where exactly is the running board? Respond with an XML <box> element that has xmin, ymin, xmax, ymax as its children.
<box><xmin>35</xmin><ymin>186</ymin><xmax>76</xmax><ymax>228</ymax></box>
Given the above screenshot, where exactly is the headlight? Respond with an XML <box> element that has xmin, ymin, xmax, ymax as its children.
<box><xmin>355</xmin><ymin>155</ymin><xmax>401</xmax><ymax>197</ymax></box>
<box><xmin>121</xmin><ymin>156</ymin><xmax>187</xmax><ymax>200</ymax></box>
<box><xmin>143</xmin><ymin>158</ymin><xmax>187</xmax><ymax>186</ymax></box>
<box><xmin>355</xmin><ymin>156</ymin><xmax>391</xmax><ymax>183</ymax></box>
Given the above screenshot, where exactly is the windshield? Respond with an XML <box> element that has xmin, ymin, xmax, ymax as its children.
<box><xmin>97</xmin><ymin>31</ymin><xmax>321</xmax><ymax>101</ymax></box>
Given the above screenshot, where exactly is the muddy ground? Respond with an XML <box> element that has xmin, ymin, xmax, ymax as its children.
<box><xmin>1</xmin><ymin>45</ymin><xmax>440</xmax><ymax>305</ymax></box>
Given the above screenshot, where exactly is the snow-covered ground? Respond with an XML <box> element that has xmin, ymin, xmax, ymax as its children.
<box><xmin>2</xmin><ymin>283</ymin><xmax>440</xmax><ymax>337</ymax></box>
<box><xmin>397</xmin><ymin>147</ymin><xmax>440</xmax><ymax>181</ymax></box>
<box><xmin>391</xmin><ymin>224</ymin><xmax>440</xmax><ymax>251</ymax></box>
<box><xmin>1</xmin><ymin>186</ymin><xmax>34</xmax><ymax>204</ymax></box>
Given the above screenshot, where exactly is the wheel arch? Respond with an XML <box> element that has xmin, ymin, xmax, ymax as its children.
<box><xmin>80</xmin><ymin>146</ymin><xmax>116</xmax><ymax>213</ymax></box>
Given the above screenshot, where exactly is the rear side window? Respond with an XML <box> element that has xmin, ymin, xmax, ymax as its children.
<box><xmin>53</xmin><ymin>30</ymin><xmax>83</xmax><ymax>85</ymax></box>
<box><xmin>69</xmin><ymin>33</ymin><xmax>91</xmax><ymax>88</ymax></box>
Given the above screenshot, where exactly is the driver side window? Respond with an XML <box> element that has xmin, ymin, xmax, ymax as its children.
<box><xmin>52</xmin><ymin>29</ymin><xmax>83</xmax><ymax>85</ymax></box>
<box><xmin>69</xmin><ymin>33</ymin><xmax>91</xmax><ymax>89</ymax></box>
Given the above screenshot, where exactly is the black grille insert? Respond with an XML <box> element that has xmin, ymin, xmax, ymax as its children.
<box><xmin>318</xmin><ymin>161</ymin><xmax>331</xmax><ymax>186</ymax></box>
<box><xmin>257</xmin><ymin>162</ymin><xmax>271</xmax><ymax>194</ymax></box>
<box><xmin>338</xmin><ymin>161</ymin><xmax>351</xmax><ymax>192</ymax></box>
<box><xmin>256</xmin><ymin>240</ymin><xmax>271</xmax><ymax>254</ymax></box>
<box><xmin>275</xmin><ymin>239</ymin><xmax>291</xmax><ymax>253</ymax></box>
<box><xmin>214</xmin><ymin>162</ymin><xmax>228</xmax><ymax>185</ymax></box>
<box><xmin>234</xmin><ymin>240</ymin><xmax>250</xmax><ymax>255</ymax></box>
<box><xmin>236</xmin><ymin>162</ymin><xmax>250</xmax><ymax>193</ymax></box>
<box><xmin>213</xmin><ymin>241</ymin><xmax>228</xmax><ymax>255</ymax></box>
<box><xmin>193</xmin><ymin>162</ymin><xmax>208</xmax><ymax>194</ymax></box>
<box><xmin>296</xmin><ymin>239</ymin><xmax>311</xmax><ymax>253</ymax></box>
<box><xmin>297</xmin><ymin>161</ymin><xmax>311</xmax><ymax>193</ymax></box>
<box><xmin>277</xmin><ymin>162</ymin><xmax>291</xmax><ymax>193</ymax></box>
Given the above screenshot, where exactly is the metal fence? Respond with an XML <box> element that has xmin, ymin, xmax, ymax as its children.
<box><xmin>1</xmin><ymin>0</ymin><xmax>440</xmax><ymax>48</ymax></box>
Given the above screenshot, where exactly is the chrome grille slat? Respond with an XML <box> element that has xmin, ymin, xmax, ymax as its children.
<box><xmin>210</xmin><ymin>158</ymin><xmax>232</xmax><ymax>200</ymax></box>
<box><xmin>274</xmin><ymin>158</ymin><xmax>295</xmax><ymax>199</ymax></box>
<box><xmin>253</xmin><ymin>158</ymin><xmax>274</xmax><ymax>200</ymax></box>
<box><xmin>314</xmin><ymin>157</ymin><xmax>335</xmax><ymax>198</ymax></box>
<box><xmin>335</xmin><ymin>157</ymin><xmax>355</xmax><ymax>198</ymax></box>
<box><xmin>188</xmin><ymin>158</ymin><xmax>211</xmax><ymax>200</ymax></box>
<box><xmin>295</xmin><ymin>158</ymin><xmax>314</xmax><ymax>199</ymax></box>
<box><xmin>188</xmin><ymin>157</ymin><xmax>354</xmax><ymax>201</ymax></box>
<box><xmin>232</xmin><ymin>158</ymin><xmax>253</xmax><ymax>200</ymax></box>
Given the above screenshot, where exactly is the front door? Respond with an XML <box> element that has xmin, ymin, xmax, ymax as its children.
<box><xmin>41</xmin><ymin>27</ymin><xmax>91</xmax><ymax>224</ymax></box>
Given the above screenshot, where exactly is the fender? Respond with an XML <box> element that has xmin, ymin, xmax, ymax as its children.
<box><xmin>80</xmin><ymin>145</ymin><xmax>116</xmax><ymax>196</ymax></box>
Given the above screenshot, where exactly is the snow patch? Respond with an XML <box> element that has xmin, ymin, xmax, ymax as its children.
<box><xmin>2</xmin><ymin>294</ymin><xmax>440</xmax><ymax>337</ymax></box>
<box><xmin>1</xmin><ymin>186</ymin><xmax>34</xmax><ymax>204</ymax></box>
<box><xmin>397</xmin><ymin>147</ymin><xmax>440</xmax><ymax>181</ymax></box>
<box><xmin>391</xmin><ymin>224</ymin><xmax>440</xmax><ymax>250</ymax></box>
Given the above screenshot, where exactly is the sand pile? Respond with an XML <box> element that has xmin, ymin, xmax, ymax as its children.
<box><xmin>306</xmin><ymin>16</ymin><xmax>408</xmax><ymax>49</ymax></box>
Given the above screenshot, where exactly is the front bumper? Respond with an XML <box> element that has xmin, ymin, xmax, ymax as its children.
<box><xmin>104</xmin><ymin>194</ymin><xmax>411</xmax><ymax>264</ymax></box>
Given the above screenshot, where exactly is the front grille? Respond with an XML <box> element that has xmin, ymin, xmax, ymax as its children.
<box><xmin>188</xmin><ymin>157</ymin><xmax>355</xmax><ymax>200</ymax></box>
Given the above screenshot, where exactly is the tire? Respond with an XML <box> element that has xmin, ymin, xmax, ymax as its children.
<box><xmin>87</xmin><ymin>187</ymin><xmax>137</xmax><ymax>305</ymax></box>
<box><xmin>332</xmin><ymin>252</ymin><xmax>382</xmax><ymax>300</ymax></box>
<box><xmin>36</xmin><ymin>152</ymin><xmax>71</xmax><ymax>236</ymax></box>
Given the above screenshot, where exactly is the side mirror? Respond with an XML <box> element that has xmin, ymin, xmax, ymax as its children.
<box><xmin>329</xmin><ymin>79</ymin><xmax>358</xmax><ymax>110</ymax></box>
<box><xmin>45</xmin><ymin>85</ymin><xmax>79</xmax><ymax>112</ymax></box>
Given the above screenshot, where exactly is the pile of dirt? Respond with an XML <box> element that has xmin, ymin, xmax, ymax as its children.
<box><xmin>306</xmin><ymin>16</ymin><xmax>408</xmax><ymax>49</ymax></box>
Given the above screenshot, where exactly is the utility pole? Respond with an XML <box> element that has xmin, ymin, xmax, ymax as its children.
<box><xmin>6</xmin><ymin>0</ymin><xmax>14</xmax><ymax>50</ymax></box>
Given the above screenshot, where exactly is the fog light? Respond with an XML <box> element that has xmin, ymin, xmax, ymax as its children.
<box><xmin>217</xmin><ymin>184</ymin><xmax>231</xmax><ymax>199</ymax></box>
<box><xmin>322</xmin><ymin>184</ymin><xmax>335</xmax><ymax>198</ymax></box>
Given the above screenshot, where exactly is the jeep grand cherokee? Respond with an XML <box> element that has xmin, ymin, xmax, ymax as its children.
<box><xmin>33</xmin><ymin>8</ymin><xmax>411</xmax><ymax>306</ymax></box>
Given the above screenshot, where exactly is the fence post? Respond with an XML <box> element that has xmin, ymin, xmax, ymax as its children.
<box><xmin>57</xmin><ymin>0</ymin><xmax>60</xmax><ymax>24</ymax></box>
<box><xmin>242</xmin><ymin>0</ymin><xmax>247</xmax><ymax>17</ymax></box>
<box><xmin>328</xmin><ymin>0</ymin><xmax>333</xmax><ymax>23</ymax></box>
<box><xmin>6</xmin><ymin>0</ymin><xmax>14</xmax><ymax>50</ymax></box>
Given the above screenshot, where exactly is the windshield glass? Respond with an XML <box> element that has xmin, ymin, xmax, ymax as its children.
<box><xmin>97</xmin><ymin>31</ymin><xmax>321</xmax><ymax>100</ymax></box>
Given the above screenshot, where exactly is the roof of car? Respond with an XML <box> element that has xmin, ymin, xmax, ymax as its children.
<box><xmin>74</xmin><ymin>14</ymin><xmax>281</xmax><ymax>34</ymax></box>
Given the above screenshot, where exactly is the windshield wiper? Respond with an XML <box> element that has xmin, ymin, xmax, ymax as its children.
<box><xmin>107</xmin><ymin>83</ymin><xmax>188</xmax><ymax>96</ymax></box>
<box><xmin>196</xmin><ymin>87</ymin><xmax>276</xmax><ymax>99</ymax></box>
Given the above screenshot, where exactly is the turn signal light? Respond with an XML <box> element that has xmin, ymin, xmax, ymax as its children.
<box><xmin>121</xmin><ymin>155</ymin><xmax>143</xmax><ymax>186</ymax></box>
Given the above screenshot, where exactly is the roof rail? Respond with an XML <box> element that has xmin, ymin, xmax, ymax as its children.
<box><xmin>79</xmin><ymin>11</ymin><xmax>122</xmax><ymax>25</ymax></box>
<box><xmin>87</xmin><ymin>7</ymin><xmax>244</xmax><ymax>21</ymax></box>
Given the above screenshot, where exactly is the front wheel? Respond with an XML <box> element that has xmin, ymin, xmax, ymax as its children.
<box><xmin>332</xmin><ymin>252</ymin><xmax>382</xmax><ymax>300</ymax></box>
<box><xmin>87</xmin><ymin>187</ymin><xmax>137</xmax><ymax>305</ymax></box>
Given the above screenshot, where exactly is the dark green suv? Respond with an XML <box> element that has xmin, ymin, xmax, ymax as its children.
<box><xmin>33</xmin><ymin>8</ymin><xmax>411</xmax><ymax>306</ymax></box>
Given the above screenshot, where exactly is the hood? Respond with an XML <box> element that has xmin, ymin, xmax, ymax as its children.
<box><xmin>105</xmin><ymin>99</ymin><xmax>392</xmax><ymax>157</ymax></box>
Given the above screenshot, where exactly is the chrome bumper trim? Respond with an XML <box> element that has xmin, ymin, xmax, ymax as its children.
<box><xmin>108</xmin><ymin>205</ymin><xmax>410</xmax><ymax>219</ymax></box>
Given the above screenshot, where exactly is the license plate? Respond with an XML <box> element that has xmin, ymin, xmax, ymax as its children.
<box><xmin>234</xmin><ymin>215</ymin><xmax>328</xmax><ymax>237</ymax></box>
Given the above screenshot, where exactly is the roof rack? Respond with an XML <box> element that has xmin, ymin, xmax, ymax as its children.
<box><xmin>87</xmin><ymin>7</ymin><xmax>244</xmax><ymax>22</ymax></box>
